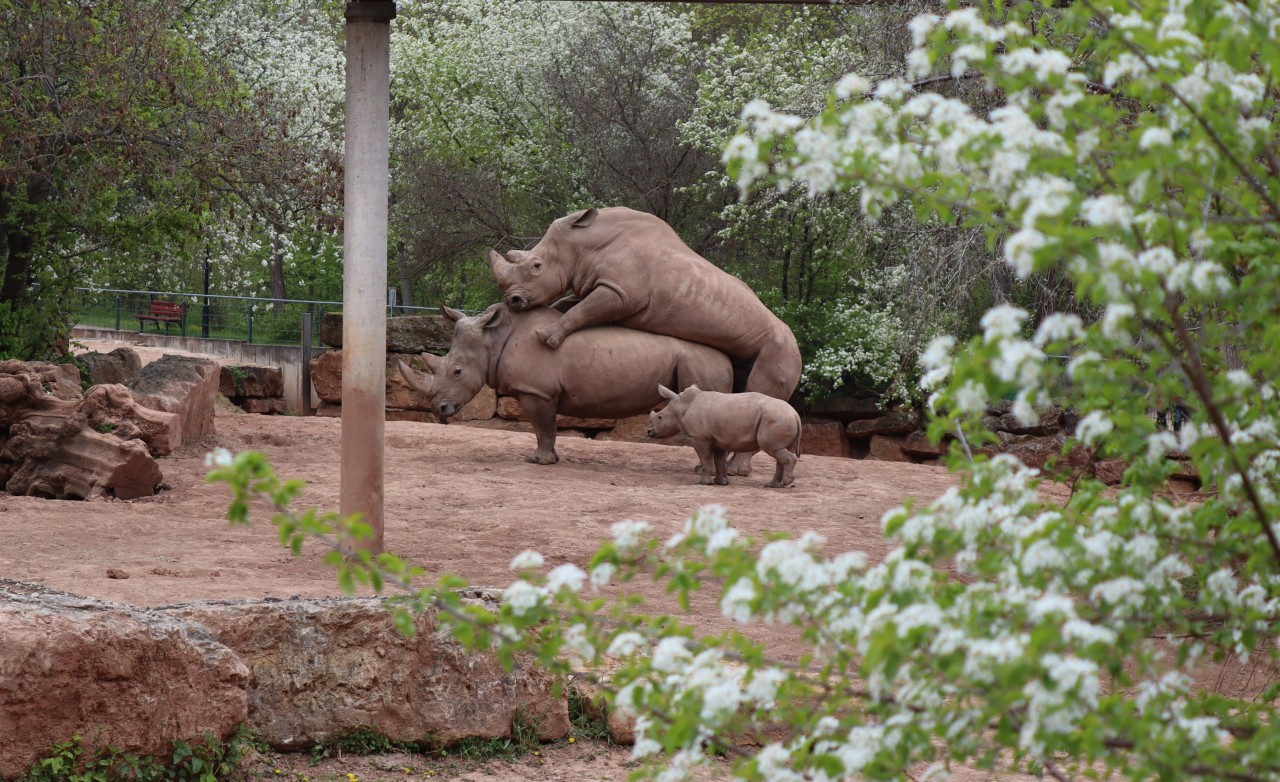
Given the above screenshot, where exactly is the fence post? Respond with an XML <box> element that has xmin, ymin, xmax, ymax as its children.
<box><xmin>113</xmin><ymin>294</ymin><xmax>121</xmax><ymax>331</ymax></box>
<box><xmin>300</xmin><ymin>312</ymin><xmax>314</xmax><ymax>416</ymax></box>
<box><xmin>387</xmin><ymin>287</ymin><xmax>397</xmax><ymax>317</ymax></box>
<box><xmin>246</xmin><ymin>302</ymin><xmax>254</xmax><ymax>344</ymax></box>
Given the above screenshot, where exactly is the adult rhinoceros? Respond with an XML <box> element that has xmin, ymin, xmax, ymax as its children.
<box><xmin>488</xmin><ymin>207</ymin><xmax>802</xmax><ymax>402</ymax></box>
<box><xmin>397</xmin><ymin>303</ymin><xmax>733</xmax><ymax>466</ymax></box>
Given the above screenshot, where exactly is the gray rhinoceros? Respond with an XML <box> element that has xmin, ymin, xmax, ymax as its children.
<box><xmin>488</xmin><ymin>207</ymin><xmax>802</xmax><ymax>402</ymax></box>
<box><xmin>397</xmin><ymin>303</ymin><xmax>733</xmax><ymax>465</ymax></box>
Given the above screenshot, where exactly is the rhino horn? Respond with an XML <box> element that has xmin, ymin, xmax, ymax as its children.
<box><xmin>489</xmin><ymin>250</ymin><xmax>512</xmax><ymax>282</ymax></box>
<box><xmin>440</xmin><ymin>302</ymin><xmax>467</xmax><ymax>322</ymax></box>
<box><xmin>658</xmin><ymin>384</ymin><xmax>678</xmax><ymax>400</ymax></box>
<box><xmin>398</xmin><ymin>359</ymin><xmax>434</xmax><ymax>394</ymax></box>
<box><xmin>421</xmin><ymin>351</ymin><xmax>444</xmax><ymax>372</ymax></box>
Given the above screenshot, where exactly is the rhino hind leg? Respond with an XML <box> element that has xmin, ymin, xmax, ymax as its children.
<box><xmin>764</xmin><ymin>448</ymin><xmax>798</xmax><ymax>488</ymax></box>
<box><xmin>743</xmin><ymin>332</ymin><xmax>803</xmax><ymax>401</ymax></box>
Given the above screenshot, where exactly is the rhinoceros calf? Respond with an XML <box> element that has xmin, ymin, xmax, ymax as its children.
<box><xmin>488</xmin><ymin>207</ymin><xmax>802</xmax><ymax>401</ymax></box>
<box><xmin>397</xmin><ymin>303</ymin><xmax>733</xmax><ymax>465</ymax></box>
<box><xmin>647</xmin><ymin>384</ymin><xmax>801</xmax><ymax>488</ymax></box>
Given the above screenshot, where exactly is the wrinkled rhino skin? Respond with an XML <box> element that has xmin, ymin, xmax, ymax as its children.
<box><xmin>648</xmin><ymin>384</ymin><xmax>801</xmax><ymax>488</ymax></box>
<box><xmin>398</xmin><ymin>304</ymin><xmax>733</xmax><ymax>465</ymax></box>
<box><xmin>488</xmin><ymin>207</ymin><xmax>802</xmax><ymax>402</ymax></box>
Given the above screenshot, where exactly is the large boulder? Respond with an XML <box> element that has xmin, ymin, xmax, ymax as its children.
<box><xmin>219</xmin><ymin>364</ymin><xmax>283</xmax><ymax>400</ymax></box>
<box><xmin>78</xmin><ymin>348</ymin><xmax>142</xmax><ymax>387</ymax></box>
<box><xmin>128</xmin><ymin>355</ymin><xmax>219</xmax><ymax>447</ymax></box>
<box><xmin>158</xmin><ymin>594</ymin><xmax>570</xmax><ymax>750</ymax></box>
<box><xmin>845</xmin><ymin>410</ymin><xmax>919</xmax><ymax>439</ymax></box>
<box><xmin>807</xmin><ymin>394</ymin><xmax>883</xmax><ymax>422</ymax></box>
<box><xmin>800</xmin><ymin>418</ymin><xmax>849</xmax><ymax>458</ymax></box>
<box><xmin>319</xmin><ymin>311</ymin><xmax>454</xmax><ymax>354</ymax></box>
<box><xmin>1</xmin><ymin>365</ymin><xmax>174</xmax><ymax>499</ymax></box>
<box><xmin>9</xmin><ymin>361</ymin><xmax>82</xmax><ymax>401</ymax></box>
<box><xmin>867</xmin><ymin>434</ymin><xmax>911</xmax><ymax>462</ymax></box>
<box><xmin>0</xmin><ymin>580</ymin><xmax>249</xmax><ymax>780</ymax></box>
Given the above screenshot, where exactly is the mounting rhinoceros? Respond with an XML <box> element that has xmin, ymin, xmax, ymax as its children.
<box><xmin>397</xmin><ymin>303</ymin><xmax>733</xmax><ymax>466</ymax></box>
<box><xmin>488</xmin><ymin>207</ymin><xmax>802</xmax><ymax>400</ymax></box>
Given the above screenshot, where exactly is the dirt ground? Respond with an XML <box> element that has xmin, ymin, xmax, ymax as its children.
<box><xmin>2</xmin><ymin>340</ymin><xmax>1035</xmax><ymax>781</ymax></box>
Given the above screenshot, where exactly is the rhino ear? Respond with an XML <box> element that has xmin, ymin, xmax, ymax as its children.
<box><xmin>476</xmin><ymin>307</ymin><xmax>503</xmax><ymax>329</ymax></box>
<box><xmin>570</xmin><ymin>207</ymin><xmax>598</xmax><ymax>228</ymax></box>
<box><xmin>658</xmin><ymin>384</ymin><xmax>678</xmax><ymax>401</ymax></box>
<box><xmin>440</xmin><ymin>303</ymin><xmax>466</xmax><ymax>322</ymax></box>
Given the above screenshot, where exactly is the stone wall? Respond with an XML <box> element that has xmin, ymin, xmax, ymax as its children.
<box><xmin>309</xmin><ymin>315</ymin><xmax>1200</xmax><ymax>489</ymax></box>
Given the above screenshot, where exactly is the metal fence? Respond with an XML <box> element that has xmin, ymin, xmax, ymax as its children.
<box><xmin>71</xmin><ymin>288</ymin><xmax>439</xmax><ymax>347</ymax></box>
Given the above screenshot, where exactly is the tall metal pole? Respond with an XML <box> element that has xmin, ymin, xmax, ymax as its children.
<box><xmin>342</xmin><ymin>0</ymin><xmax>395</xmax><ymax>554</ymax></box>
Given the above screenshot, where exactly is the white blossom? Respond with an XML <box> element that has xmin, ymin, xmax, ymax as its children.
<box><xmin>546</xmin><ymin>563</ymin><xmax>586</xmax><ymax>593</ymax></box>
<box><xmin>509</xmin><ymin>550</ymin><xmax>545</xmax><ymax>570</ymax></box>
<box><xmin>607</xmin><ymin>631</ymin><xmax>647</xmax><ymax>657</ymax></box>
<box><xmin>612</xmin><ymin>519</ymin><xmax>651</xmax><ymax>553</ymax></box>
<box><xmin>1076</xmin><ymin>411</ymin><xmax>1114</xmax><ymax>445</ymax></box>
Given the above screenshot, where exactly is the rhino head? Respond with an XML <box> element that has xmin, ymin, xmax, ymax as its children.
<box><xmin>397</xmin><ymin>304</ymin><xmax>502</xmax><ymax>420</ymax></box>
<box><xmin>647</xmin><ymin>383</ymin><xmax>700</xmax><ymax>438</ymax></box>
<box><xmin>488</xmin><ymin>208</ymin><xmax>597</xmax><ymax>311</ymax></box>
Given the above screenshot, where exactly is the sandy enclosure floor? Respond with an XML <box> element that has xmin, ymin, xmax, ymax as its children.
<box><xmin>6</xmin><ymin>338</ymin><xmax>1041</xmax><ymax>780</ymax></box>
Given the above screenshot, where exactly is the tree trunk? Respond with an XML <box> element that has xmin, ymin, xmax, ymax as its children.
<box><xmin>0</xmin><ymin>174</ymin><xmax>54</xmax><ymax>308</ymax></box>
<box><xmin>268</xmin><ymin>231</ymin><xmax>287</xmax><ymax>314</ymax></box>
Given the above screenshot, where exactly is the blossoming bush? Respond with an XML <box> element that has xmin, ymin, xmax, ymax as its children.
<box><xmin>212</xmin><ymin>0</ymin><xmax>1280</xmax><ymax>779</ymax></box>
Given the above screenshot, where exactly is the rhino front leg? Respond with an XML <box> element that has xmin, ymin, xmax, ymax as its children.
<box><xmin>533</xmin><ymin>286</ymin><xmax>631</xmax><ymax>349</ymax></box>
<box><xmin>692</xmin><ymin>440</ymin><xmax>717</xmax><ymax>485</ymax></box>
<box><xmin>519</xmin><ymin>394</ymin><xmax>560</xmax><ymax>464</ymax></box>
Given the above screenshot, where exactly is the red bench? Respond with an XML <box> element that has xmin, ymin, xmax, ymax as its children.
<box><xmin>135</xmin><ymin>301</ymin><xmax>187</xmax><ymax>335</ymax></box>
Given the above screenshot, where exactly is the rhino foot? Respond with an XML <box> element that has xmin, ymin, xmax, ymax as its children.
<box><xmin>534</xmin><ymin>324</ymin><xmax>565</xmax><ymax>349</ymax></box>
<box><xmin>526</xmin><ymin>451</ymin><xmax>559</xmax><ymax>465</ymax></box>
<box><xmin>697</xmin><ymin>475</ymin><xmax>716</xmax><ymax>486</ymax></box>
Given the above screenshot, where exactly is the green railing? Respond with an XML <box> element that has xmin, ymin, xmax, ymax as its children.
<box><xmin>71</xmin><ymin>288</ymin><xmax>439</xmax><ymax>347</ymax></box>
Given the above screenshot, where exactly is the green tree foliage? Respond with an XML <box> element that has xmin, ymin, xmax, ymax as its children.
<box><xmin>0</xmin><ymin>1</ymin><xmax>343</xmax><ymax>359</ymax></box>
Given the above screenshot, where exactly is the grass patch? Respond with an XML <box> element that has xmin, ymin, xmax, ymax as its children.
<box><xmin>20</xmin><ymin>727</ymin><xmax>265</xmax><ymax>782</ymax></box>
<box><xmin>308</xmin><ymin>709</ymin><xmax>544</xmax><ymax>766</ymax></box>
<box><xmin>567</xmin><ymin>684</ymin><xmax>612</xmax><ymax>743</ymax></box>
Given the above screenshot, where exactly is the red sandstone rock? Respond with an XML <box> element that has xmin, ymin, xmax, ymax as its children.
<box><xmin>218</xmin><ymin>364</ymin><xmax>283</xmax><ymax>399</ymax></box>
<box><xmin>238</xmin><ymin>397</ymin><xmax>286</xmax><ymax>415</ymax></box>
<box><xmin>79</xmin><ymin>348</ymin><xmax>142</xmax><ymax>387</ymax></box>
<box><xmin>900</xmin><ymin>430</ymin><xmax>946</xmax><ymax>458</ymax></box>
<box><xmin>0</xmin><ymin>580</ymin><xmax>249</xmax><ymax>779</ymax></box>
<box><xmin>159</xmin><ymin>595</ymin><xmax>569</xmax><ymax>750</ymax></box>
<box><xmin>800</xmin><ymin>418</ymin><xmax>849</xmax><ymax>457</ymax></box>
<box><xmin>845</xmin><ymin>410</ymin><xmax>919</xmax><ymax>439</ymax></box>
<box><xmin>128</xmin><ymin>355</ymin><xmax>219</xmax><ymax>446</ymax></box>
<box><xmin>867</xmin><ymin>434</ymin><xmax>911</xmax><ymax>462</ymax></box>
